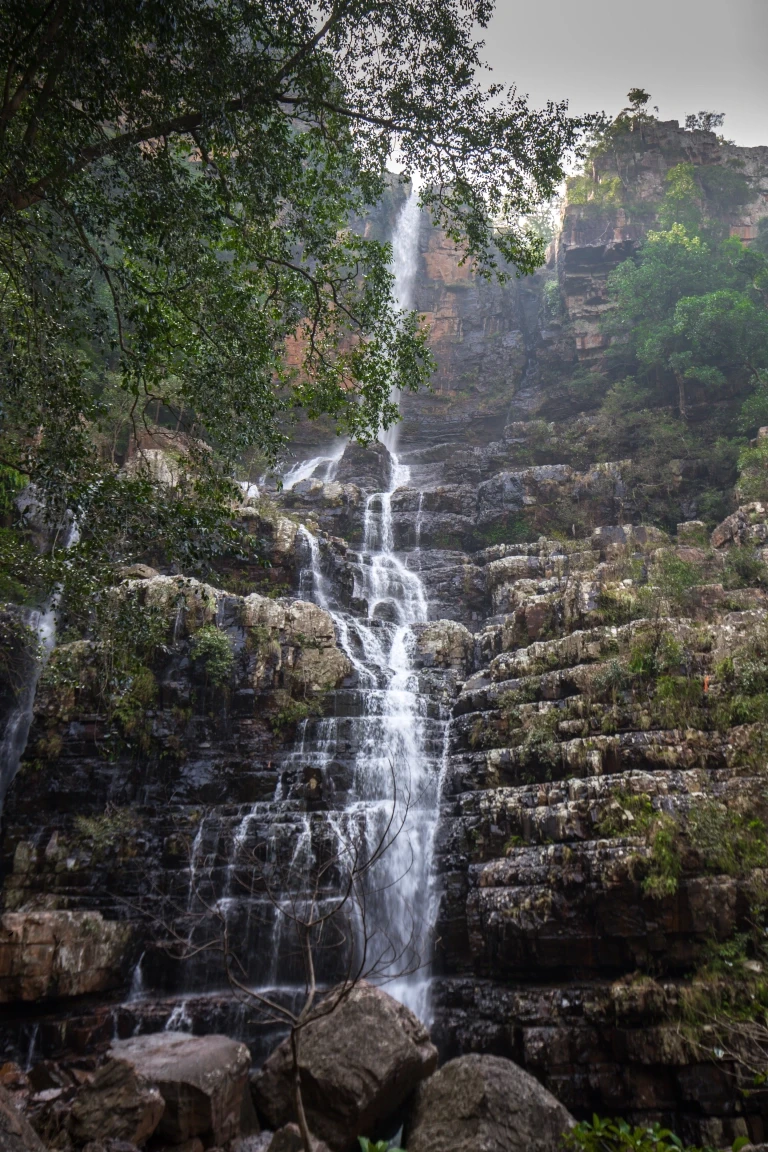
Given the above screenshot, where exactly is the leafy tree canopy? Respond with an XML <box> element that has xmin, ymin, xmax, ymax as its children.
<box><xmin>605</xmin><ymin>174</ymin><xmax>768</xmax><ymax>420</ymax></box>
<box><xmin>0</xmin><ymin>0</ymin><xmax>588</xmax><ymax>597</ymax></box>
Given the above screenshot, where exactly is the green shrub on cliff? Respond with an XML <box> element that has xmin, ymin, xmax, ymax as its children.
<box><xmin>189</xmin><ymin>625</ymin><xmax>234</xmax><ymax>688</ymax></box>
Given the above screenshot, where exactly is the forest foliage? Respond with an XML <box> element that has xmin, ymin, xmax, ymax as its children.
<box><xmin>0</xmin><ymin>0</ymin><xmax>589</xmax><ymax>620</ymax></box>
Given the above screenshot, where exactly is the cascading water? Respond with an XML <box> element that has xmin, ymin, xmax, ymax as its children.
<box><xmin>273</xmin><ymin>187</ymin><xmax>447</xmax><ymax>1018</ymax></box>
<box><xmin>0</xmin><ymin>508</ymin><xmax>78</xmax><ymax>814</ymax></box>
<box><xmin>127</xmin><ymin>187</ymin><xmax>443</xmax><ymax>1037</ymax></box>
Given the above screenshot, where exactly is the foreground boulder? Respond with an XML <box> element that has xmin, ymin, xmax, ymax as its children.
<box><xmin>110</xmin><ymin>1032</ymin><xmax>250</xmax><ymax>1146</ymax></box>
<box><xmin>267</xmin><ymin>1124</ymin><xmax>332</xmax><ymax>1152</ymax></box>
<box><xmin>253</xmin><ymin>983</ymin><xmax>437</xmax><ymax>1152</ymax></box>
<box><xmin>0</xmin><ymin>1084</ymin><xmax>46</xmax><ymax>1152</ymax></box>
<box><xmin>69</xmin><ymin>1060</ymin><xmax>164</xmax><ymax>1147</ymax></box>
<box><xmin>405</xmin><ymin>1054</ymin><xmax>574</xmax><ymax>1152</ymax></box>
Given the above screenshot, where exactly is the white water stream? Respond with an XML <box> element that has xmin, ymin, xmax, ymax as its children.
<box><xmin>209</xmin><ymin>188</ymin><xmax>448</xmax><ymax>1021</ymax></box>
<box><xmin>283</xmin><ymin>188</ymin><xmax>447</xmax><ymax>1017</ymax></box>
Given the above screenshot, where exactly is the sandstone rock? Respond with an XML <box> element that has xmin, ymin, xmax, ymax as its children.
<box><xmin>69</xmin><ymin>1059</ymin><xmax>164</xmax><ymax>1146</ymax></box>
<box><xmin>110</xmin><ymin>1032</ymin><xmax>251</xmax><ymax>1147</ymax></box>
<box><xmin>0</xmin><ymin>911</ymin><xmax>133</xmax><ymax>1002</ymax></box>
<box><xmin>0</xmin><ymin>1085</ymin><xmax>46</xmax><ymax>1152</ymax></box>
<box><xmin>405</xmin><ymin>1053</ymin><xmax>574</xmax><ymax>1152</ymax></box>
<box><xmin>711</xmin><ymin>503</ymin><xmax>768</xmax><ymax>549</ymax></box>
<box><xmin>118</xmin><ymin>564</ymin><xmax>160</xmax><ymax>580</ymax></box>
<box><xmin>252</xmin><ymin>983</ymin><xmax>437</xmax><ymax>1152</ymax></box>
<box><xmin>412</xmin><ymin>620</ymin><xmax>475</xmax><ymax>674</ymax></box>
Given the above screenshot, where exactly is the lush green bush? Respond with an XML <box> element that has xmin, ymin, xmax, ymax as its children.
<box><xmin>189</xmin><ymin>624</ymin><xmax>234</xmax><ymax>687</ymax></box>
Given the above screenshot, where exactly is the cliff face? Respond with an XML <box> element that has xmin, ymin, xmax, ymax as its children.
<box><xmin>556</xmin><ymin>120</ymin><xmax>768</xmax><ymax>357</ymax></box>
<box><xmin>3</xmin><ymin>120</ymin><xmax>768</xmax><ymax>1146</ymax></box>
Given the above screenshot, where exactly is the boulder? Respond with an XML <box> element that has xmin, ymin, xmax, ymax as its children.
<box><xmin>267</xmin><ymin>1124</ymin><xmax>331</xmax><ymax>1152</ymax></box>
<box><xmin>110</xmin><ymin>1032</ymin><xmax>250</xmax><ymax>1147</ymax></box>
<box><xmin>69</xmin><ymin>1059</ymin><xmax>164</xmax><ymax>1146</ymax></box>
<box><xmin>0</xmin><ymin>911</ymin><xmax>133</xmax><ymax>1002</ymax></box>
<box><xmin>0</xmin><ymin>1084</ymin><xmax>47</xmax><ymax>1152</ymax></box>
<box><xmin>711</xmin><ymin>502</ymin><xmax>768</xmax><ymax>549</ymax></box>
<box><xmin>405</xmin><ymin>1054</ymin><xmax>574</xmax><ymax>1152</ymax></box>
<box><xmin>252</xmin><ymin>983</ymin><xmax>437</xmax><ymax>1152</ymax></box>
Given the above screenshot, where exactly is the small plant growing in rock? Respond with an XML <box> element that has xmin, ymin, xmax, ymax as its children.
<box><xmin>358</xmin><ymin>1139</ymin><xmax>405</xmax><ymax>1152</ymax></box>
<box><xmin>74</xmin><ymin>805</ymin><xmax>140</xmax><ymax>853</ymax></box>
<box><xmin>562</xmin><ymin>1114</ymin><xmax>732</xmax><ymax>1152</ymax></box>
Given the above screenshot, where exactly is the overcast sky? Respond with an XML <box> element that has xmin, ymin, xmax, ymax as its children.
<box><xmin>482</xmin><ymin>0</ymin><xmax>768</xmax><ymax>149</ymax></box>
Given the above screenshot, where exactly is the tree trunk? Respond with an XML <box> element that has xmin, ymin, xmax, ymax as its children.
<box><xmin>291</xmin><ymin>1028</ymin><xmax>313</xmax><ymax>1152</ymax></box>
<box><xmin>675</xmin><ymin>372</ymin><xmax>687</xmax><ymax>421</ymax></box>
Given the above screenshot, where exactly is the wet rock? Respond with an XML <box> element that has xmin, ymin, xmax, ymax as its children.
<box><xmin>0</xmin><ymin>1084</ymin><xmax>46</xmax><ymax>1152</ymax></box>
<box><xmin>69</xmin><ymin>1059</ymin><xmax>164</xmax><ymax>1146</ymax></box>
<box><xmin>333</xmin><ymin>442</ymin><xmax>392</xmax><ymax>492</ymax></box>
<box><xmin>405</xmin><ymin>1053</ymin><xmax>574</xmax><ymax>1152</ymax></box>
<box><xmin>0</xmin><ymin>911</ymin><xmax>133</xmax><ymax>1002</ymax></box>
<box><xmin>252</xmin><ymin>983</ymin><xmax>437</xmax><ymax>1152</ymax></box>
<box><xmin>110</xmin><ymin>1032</ymin><xmax>251</xmax><ymax>1147</ymax></box>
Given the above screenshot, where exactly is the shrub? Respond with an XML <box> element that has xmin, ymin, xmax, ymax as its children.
<box><xmin>643</xmin><ymin>814</ymin><xmax>682</xmax><ymax>898</ymax></box>
<box><xmin>189</xmin><ymin>624</ymin><xmax>234</xmax><ymax>687</ymax></box>
<box><xmin>687</xmin><ymin>800</ymin><xmax>768</xmax><ymax>876</ymax></box>
<box><xmin>723</xmin><ymin>546</ymin><xmax>768</xmax><ymax>590</ymax></box>
<box><xmin>654</xmin><ymin>674</ymin><xmax>704</xmax><ymax>728</ymax></box>
<box><xmin>627</xmin><ymin>630</ymin><xmax>683</xmax><ymax>680</ymax></box>
<box><xmin>596</xmin><ymin>791</ymin><xmax>654</xmax><ymax>838</ymax></box>
<box><xmin>74</xmin><ymin>806</ymin><xmax>140</xmax><ymax>852</ymax></box>
<box><xmin>563</xmin><ymin>1113</ymin><xmax>738</xmax><ymax>1152</ymax></box>
<box><xmin>272</xmin><ymin>698</ymin><xmax>315</xmax><ymax>731</ymax></box>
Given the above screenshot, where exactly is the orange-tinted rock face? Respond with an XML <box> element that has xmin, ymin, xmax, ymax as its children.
<box><xmin>0</xmin><ymin>911</ymin><xmax>133</xmax><ymax>1002</ymax></box>
<box><xmin>556</xmin><ymin>120</ymin><xmax>768</xmax><ymax>360</ymax></box>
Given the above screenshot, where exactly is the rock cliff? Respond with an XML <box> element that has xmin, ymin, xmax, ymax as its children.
<box><xmin>2</xmin><ymin>117</ymin><xmax>768</xmax><ymax>1147</ymax></box>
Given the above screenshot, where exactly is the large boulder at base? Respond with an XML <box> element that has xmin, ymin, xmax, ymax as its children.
<box><xmin>0</xmin><ymin>1084</ymin><xmax>46</xmax><ymax>1152</ymax></box>
<box><xmin>68</xmin><ymin>1060</ymin><xmax>164</xmax><ymax>1147</ymax></box>
<box><xmin>252</xmin><ymin>983</ymin><xmax>437</xmax><ymax>1152</ymax></box>
<box><xmin>109</xmin><ymin>1033</ymin><xmax>250</xmax><ymax>1147</ymax></box>
<box><xmin>267</xmin><ymin>1123</ymin><xmax>332</xmax><ymax>1152</ymax></box>
<box><xmin>405</xmin><ymin>1054</ymin><xmax>575</xmax><ymax>1152</ymax></box>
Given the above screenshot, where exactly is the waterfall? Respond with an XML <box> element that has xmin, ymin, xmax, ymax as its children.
<box><xmin>0</xmin><ymin>606</ymin><xmax>57</xmax><ymax>814</ymax></box>
<box><xmin>269</xmin><ymin>185</ymin><xmax>444</xmax><ymax>1018</ymax></box>
<box><xmin>391</xmin><ymin>186</ymin><xmax>421</xmax><ymax>314</ymax></box>
<box><xmin>0</xmin><ymin>510</ymin><xmax>78</xmax><ymax>815</ymax></box>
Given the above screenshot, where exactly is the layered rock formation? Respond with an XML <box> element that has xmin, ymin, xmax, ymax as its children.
<box><xmin>2</xmin><ymin>117</ymin><xmax>768</xmax><ymax>1148</ymax></box>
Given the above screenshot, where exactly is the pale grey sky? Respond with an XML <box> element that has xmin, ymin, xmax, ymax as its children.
<box><xmin>482</xmin><ymin>0</ymin><xmax>768</xmax><ymax>149</ymax></box>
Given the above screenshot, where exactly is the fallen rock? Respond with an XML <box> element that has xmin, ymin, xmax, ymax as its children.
<box><xmin>110</xmin><ymin>1032</ymin><xmax>250</xmax><ymax>1147</ymax></box>
<box><xmin>69</xmin><ymin>1059</ymin><xmax>164</xmax><ymax>1147</ymax></box>
<box><xmin>0</xmin><ymin>1084</ymin><xmax>46</xmax><ymax>1152</ymax></box>
<box><xmin>252</xmin><ymin>983</ymin><xmax>437</xmax><ymax>1152</ymax></box>
<box><xmin>405</xmin><ymin>1053</ymin><xmax>574</xmax><ymax>1152</ymax></box>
